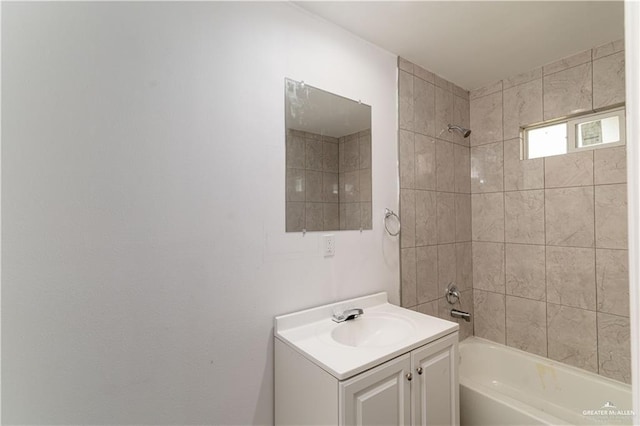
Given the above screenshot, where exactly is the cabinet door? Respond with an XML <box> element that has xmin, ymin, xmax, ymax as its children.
<box><xmin>340</xmin><ymin>353</ymin><xmax>411</xmax><ymax>426</ymax></box>
<box><xmin>411</xmin><ymin>332</ymin><xmax>459</xmax><ymax>426</ymax></box>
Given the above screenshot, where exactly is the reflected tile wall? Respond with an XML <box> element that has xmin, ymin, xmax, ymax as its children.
<box><xmin>286</xmin><ymin>129</ymin><xmax>370</xmax><ymax>232</ymax></box>
<box><xmin>286</xmin><ymin>130</ymin><xmax>324</xmax><ymax>231</ymax></box>
<box><xmin>469</xmin><ymin>39</ymin><xmax>630</xmax><ymax>383</ymax></box>
<box><xmin>339</xmin><ymin>130</ymin><xmax>372</xmax><ymax>230</ymax></box>
<box><xmin>397</xmin><ymin>57</ymin><xmax>472</xmax><ymax>332</ymax></box>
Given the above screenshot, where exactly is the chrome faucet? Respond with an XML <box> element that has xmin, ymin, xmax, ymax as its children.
<box><xmin>332</xmin><ymin>308</ymin><xmax>364</xmax><ymax>323</ymax></box>
<box><xmin>451</xmin><ymin>309</ymin><xmax>471</xmax><ymax>322</ymax></box>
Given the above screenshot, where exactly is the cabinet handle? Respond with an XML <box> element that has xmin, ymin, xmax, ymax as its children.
<box><xmin>416</xmin><ymin>367</ymin><xmax>423</xmax><ymax>375</ymax></box>
<box><xmin>406</xmin><ymin>372</ymin><xmax>412</xmax><ymax>381</ymax></box>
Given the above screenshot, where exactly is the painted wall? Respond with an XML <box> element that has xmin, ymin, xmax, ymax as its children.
<box><xmin>469</xmin><ymin>40</ymin><xmax>630</xmax><ymax>383</ymax></box>
<box><xmin>396</xmin><ymin>58</ymin><xmax>474</xmax><ymax>339</ymax></box>
<box><xmin>1</xmin><ymin>3</ymin><xmax>399</xmax><ymax>424</ymax></box>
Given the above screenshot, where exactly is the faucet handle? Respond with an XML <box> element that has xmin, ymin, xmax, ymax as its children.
<box><xmin>445</xmin><ymin>283</ymin><xmax>460</xmax><ymax>305</ymax></box>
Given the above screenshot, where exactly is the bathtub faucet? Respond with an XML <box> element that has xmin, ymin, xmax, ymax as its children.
<box><xmin>451</xmin><ymin>309</ymin><xmax>471</xmax><ymax>322</ymax></box>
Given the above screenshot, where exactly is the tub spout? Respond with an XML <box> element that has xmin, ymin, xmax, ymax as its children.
<box><xmin>451</xmin><ymin>309</ymin><xmax>471</xmax><ymax>322</ymax></box>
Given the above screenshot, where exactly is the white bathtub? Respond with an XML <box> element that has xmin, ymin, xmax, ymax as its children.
<box><xmin>459</xmin><ymin>337</ymin><xmax>633</xmax><ymax>425</ymax></box>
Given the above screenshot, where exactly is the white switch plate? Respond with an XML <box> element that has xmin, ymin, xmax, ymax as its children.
<box><xmin>323</xmin><ymin>234</ymin><xmax>335</xmax><ymax>257</ymax></box>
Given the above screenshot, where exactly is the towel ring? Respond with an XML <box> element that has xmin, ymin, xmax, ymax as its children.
<box><xmin>384</xmin><ymin>208</ymin><xmax>401</xmax><ymax>236</ymax></box>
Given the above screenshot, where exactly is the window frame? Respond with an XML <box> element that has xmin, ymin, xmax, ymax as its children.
<box><xmin>567</xmin><ymin>107</ymin><xmax>626</xmax><ymax>153</ymax></box>
<box><xmin>522</xmin><ymin>106</ymin><xmax>626</xmax><ymax>160</ymax></box>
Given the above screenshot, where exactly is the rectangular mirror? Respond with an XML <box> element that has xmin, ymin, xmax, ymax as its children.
<box><xmin>285</xmin><ymin>78</ymin><xmax>372</xmax><ymax>232</ymax></box>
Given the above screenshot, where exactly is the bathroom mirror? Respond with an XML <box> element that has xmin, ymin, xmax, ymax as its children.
<box><xmin>285</xmin><ymin>78</ymin><xmax>372</xmax><ymax>232</ymax></box>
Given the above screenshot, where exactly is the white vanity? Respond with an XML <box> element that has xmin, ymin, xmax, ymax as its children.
<box><xmin>274</xmin><ymin>292</ymin><xmax>459</xmax><ymax>425</ymax></box>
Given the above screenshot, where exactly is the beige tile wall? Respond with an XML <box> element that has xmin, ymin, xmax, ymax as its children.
<box><xmin>339</xmin><ymin>130</ymin><xmax>373</xmax><ymax>230</ymax></box>
<box><xmin>397</xmin><ymin>57</ymin><xmax>474</xmax><ymax>339</ymax></box>
<box><xmin>286</xmin><ymin>129</ymin><xmax>339</xmax><ymax>231</ymax></box>
<box><xmin>286</xmin><ymin>129</ymin><xmax>371</xmax><ymax>231</ymax></box>
<box><xmin>469</xmin><ymin>39</ymin><xmax>630</xmax><ymax>383</ymax></box>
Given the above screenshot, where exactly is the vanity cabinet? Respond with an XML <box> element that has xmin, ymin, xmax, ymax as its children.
<box><xmin>341</xmin><ymin>353</ymin><xmax>411</xmax><ymax>425</ymax></box>
<box><xmin>411</xmin><ymin>332</ymin><xmax>459</xmax><ymax>425</ymax></box>
<box><xmin>275</xmin><ymin>331</ymin><xmax>459</xmax><ymax>425</ymax></box>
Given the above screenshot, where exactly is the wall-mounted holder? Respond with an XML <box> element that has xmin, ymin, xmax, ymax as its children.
<box><xmin>384</xmin><ymin>208</ymin><xmax>401</xmax><ymax>236</ymax></box>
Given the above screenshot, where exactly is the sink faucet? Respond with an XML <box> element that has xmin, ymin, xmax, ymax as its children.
<box><xmin>332</xmin><ymin>308</ymin><xmax>364</xmax><ymax>323</ymax></box>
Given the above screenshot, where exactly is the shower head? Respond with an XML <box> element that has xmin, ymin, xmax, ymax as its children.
<box><xmin>447</xmin><ymin>124</ymin><xmax>471</xmax><ymax>138</ymax></box>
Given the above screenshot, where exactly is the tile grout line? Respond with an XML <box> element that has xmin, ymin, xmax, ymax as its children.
<box><xmin>592</xmin><ymin>107</ymin><xmax>600</xmax><ymax>373</ymax></box>
<box><xmin>589</xmin><ymin>49</ymin><xmax>600</xmax><ymax>374</ymax></box>
<box><xmin>412</xmin><ymin>77</ymin><xmax>418</xmax><ymax>308</ymax></box>
<box><xmin>543</xmin><ymin>59</ymin><xmax>592</xmax><ymax>79</ymax></box>
<box><xmin>469</xmin><ymin>94</ymin><xmax>475</xmax><ymax>338</ymax></box>
<box><xmin>542</xmin><ymin>66</ymin><xmax>545</xmax><ymax>130</ymax></box>
<box><xmin>481</xmin><ymin>286</ymin><xmax>623</xmax><ymax>316</ymax></box>
<box><xmin>397</xmin><ymin>64</ymin><xmax>404</xmax><ymax>306</ymax></box>
<box><xmin>435</xmin><ymin>89</ymin><xmax>442</xmax><ymax>322</ymax></box>
<box><xmin>502</xmin><ymin>82</ymin><xmax>508</xmax><ymax>346</ymax></box>
<box><xmin>472</xmin><ymin>180</ymin><xmax>626</xmax><ymax>196</ymax></box>
<box><xmin>543</xmin><ymin>148</ymin><xmax>549</xmax><ymax>358</ymax></box>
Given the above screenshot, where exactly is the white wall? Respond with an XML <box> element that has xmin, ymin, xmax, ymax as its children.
<box><xmin>625</xmin><ymin>1</ymin><xmax>640</xmax><ymax>421</ymax></box>
<box><xmin>1</xmin><ymin>3</ymin><xmax>399</xmax><ymax>424</ymax></box>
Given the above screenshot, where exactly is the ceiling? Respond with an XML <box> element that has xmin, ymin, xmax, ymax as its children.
<box><xmin>296</xmin><ymin>1</ymin><xmax>624</xmax><ymax>91</ymax></box>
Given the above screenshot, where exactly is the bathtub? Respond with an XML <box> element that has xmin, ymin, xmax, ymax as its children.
<box><xmin>459</xmin><ymin>337</ymin><xmax>633</xmax><ymax>425</ymax></box>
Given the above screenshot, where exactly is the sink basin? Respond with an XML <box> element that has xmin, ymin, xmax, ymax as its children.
<box><xmin>276</xmin><ymin>292</ymin><xmax>459</xmax><ymax>379</ymax></box>
<box><xmin>330</xmin><ymin>313</ymin><xmax>415</xmax><ymax>348</ymax></box>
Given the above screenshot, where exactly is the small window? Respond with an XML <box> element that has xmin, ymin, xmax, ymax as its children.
<box><xmin>526</xmin><ymin>122</ymin><xmax>567</xmax><ymax>159</ymax></box>
<box><xmin>569</xmin><ymin>108</ymin><xmax>625</xmax><ymax>151</ymax></box>
<box><xmin>523</xmin><ymin>107</ymin><xmax>625</xmax><ymax>159</ymax></box>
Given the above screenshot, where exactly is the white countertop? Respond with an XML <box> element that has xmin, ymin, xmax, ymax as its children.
<box><xmin>274</xmin><ymin>292</ymin><xmax>459</xmax><ymax>380</ymax></box>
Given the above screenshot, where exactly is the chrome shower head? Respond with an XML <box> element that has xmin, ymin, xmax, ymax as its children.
<box><xmin>447</xmin><ymin>124</ymin><xmax>471</xmax><ymax>138</ymax></box>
